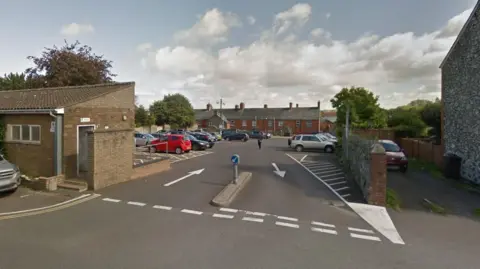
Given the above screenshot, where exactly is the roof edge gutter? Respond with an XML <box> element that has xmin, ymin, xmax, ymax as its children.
<box><xmin>0</xmin><ymin>108</ymin><xmax>64</xmax><ymax>115</ymax></box>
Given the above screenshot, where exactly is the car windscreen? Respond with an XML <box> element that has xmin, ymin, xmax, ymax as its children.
<box><xmin>381</xmin><ymin>142</ymin><xmax>400</xmax><ymax>152</ymax></box>
<box><xmin>188</xmin><ymin>135</ymin><xmax>197</xmax><ymax>141</ymax></box>
<box><xmin>183</xmin><ymin>135</ymin><xmax>190</xmax><ymax>141</ymax></box>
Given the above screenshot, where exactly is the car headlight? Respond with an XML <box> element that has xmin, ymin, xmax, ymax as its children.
<box><xmin>401</xmin><ymin>156</ymin><xmax>407</xmax><ymax>161</ymax></box>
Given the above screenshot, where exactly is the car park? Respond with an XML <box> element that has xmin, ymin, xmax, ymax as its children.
<box><xmin>135</xmin><ymin>133</ymin><xmax>158</xmax><ymax>147</ymax></box>
<box><xmin>249</xmin><ymin>130</ymin><xmax>265</xmax><ymax>139</ymax></box>
<box><xmin>191</xmin><ymin>132</ymin><xmax>215</xmax><ymax>148</ymax></box>
<box><xmin>187</xmin><ymin>134</ymin><xmax>209</xmax><ymax>150</ymax></box>
<box><xmin>210</xmin><ymin>132</ymin><xmax>222</xmax><ymax>140</ymax></box>
<box><xmin>0</xmin><ymin>155</ymin><xmax>21</xmax><ymax>193</ymax></box>
<box><xmin>150</xmin><ymin>134</ymin><xmax>192</xmax><ymax>154</ymax></box>
<box><xmin>224</xmin><ymin>132</ymin><xmax>249</xmax><ymax>142</ymax></box>
<box><xmin>290</xmin><ymin>134</ymin><xmax>335</xmax><ymax>153</ymax></box>
<box><xmin>379</xmin><ymin>139</ymin><xmax>408</xmax><ymax>173</ymax></box>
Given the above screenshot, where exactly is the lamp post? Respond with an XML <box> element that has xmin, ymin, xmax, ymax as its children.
<box><xmin>216</xmin><ymin>98</ymin><xmax>225</xmax><ymax>130</ymax></box>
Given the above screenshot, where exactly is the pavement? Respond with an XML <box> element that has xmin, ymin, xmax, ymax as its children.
<box><xmin>0</xmin><ymin>138</ymin><xmax>478</xmax><ymax>268</ymax></box>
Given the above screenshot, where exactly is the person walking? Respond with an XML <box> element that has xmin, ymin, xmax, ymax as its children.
<box><xmin>257</xmin><ymin>135</ymin><xmax>263</xmax><ymax>149</ymax></box>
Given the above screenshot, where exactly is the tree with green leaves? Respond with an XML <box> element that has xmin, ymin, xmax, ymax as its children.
<box><xmin>387</xmin><ymin>107</ymin><xmax>427</xmax><ymax>137</ymax></box>
<box><xmin>420</xmin><ymin>99</ymin><xmax>441</xmax><ymax>137</ymax></box>
<box><xmin>25</xmin><ymin>40</ymin><xmax>116</xmax><ymax>88</ymax></box>
<box><xmin>330</xmin><ymin>86</ymin><xmax>387</xmax><ymax>130</ymax></box>
<box><xmin>149</xmin><ymin>100</ymin><xmax>169</xmax><ymax>127</ymax></box>
<box><xmin>0</xmin><ymin>73</ymin><xmax>27</xmax><ymax>91</ymax></box>
<box><xmin>151</xmin><ymin>94</ymin><xmax>195</xmax><ymax>128</ymax></box>
<box><xmin>135</xmin><ymin>105</ymin><xmax>154</xmax><ymax>127</ymax></box>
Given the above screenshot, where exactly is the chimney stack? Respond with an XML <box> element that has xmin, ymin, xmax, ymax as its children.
<box><xmin>289</xmin><ymin>102</ymin><xmax>293</xmax><ymax>109</ymax></box>
<box><xmin>264</xmin><ymin>104</ymin><xmax>268</xmax><ymax>108</ymax></box>
<box><xmin>296</xmin><ymin>103</ymin><xmax>299</xmax><ymax>108</ymax></box>
<box><xmin>317</xmin><ymin>101</ymin><xmax>321</xmax><ymax>109</ymax></box>
<box><xmin>239</xmin><ymin>102</ymin><xmax>245</xmax><ymax>110</ymax></box>
<box><xmin>206</xmin><ymin>103</ymin><xmax>212</xmax><ymax>111</ymax></box>
<box><xmin>235</xmin><ymin>104</ymin><xmax>239</xmax><ymax>110</ymax></box>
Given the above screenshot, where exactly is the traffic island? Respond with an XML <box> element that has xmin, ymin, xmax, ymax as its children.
<box><xmin>210</xmin><ymin>172</ymin><xmax>252</xmax><ymax>207</ymax></box>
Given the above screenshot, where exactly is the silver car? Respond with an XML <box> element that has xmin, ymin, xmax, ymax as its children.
<box><xmin>0</xmin><ymin>155</ymin><xmax>21</xmax><ymax>193</ymax></box>
<box><xmin>134</xmin><ymin>133</ymin><xmax>156</xmax><ymax>147</ymax></box>
<box><xmin>290</xmin><ymin>134</ymin><xmax>335</xmax><ymax>153</ymax></box>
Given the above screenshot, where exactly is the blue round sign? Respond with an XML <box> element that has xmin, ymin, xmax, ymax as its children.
<box><xmin>231</xmin><ymin>154</ymin><xmax>239</xmax><ymax>165</ymax></box>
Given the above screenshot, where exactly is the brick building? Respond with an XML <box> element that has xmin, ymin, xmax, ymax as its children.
<box><xmin>195</xmin><ymin>101</ymin><xmax>336</xmax><ymax>135</ymax></box>
<box><xmin>0</xmin><ymin>82</ymin><xmax>135</xmax><ymax>179</ymax></box>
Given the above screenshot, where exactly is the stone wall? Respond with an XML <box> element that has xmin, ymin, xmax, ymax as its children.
<box><xmin>441</xmin><ymin>6</ymin><xmax>480</xmax><ymax>184</ymax></box>
<box><xmin>86</xmin><ymin>129</ymin><xmax>134</xmax><ymax>190</ymax></box>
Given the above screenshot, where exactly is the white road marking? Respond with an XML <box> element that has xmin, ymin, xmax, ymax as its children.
<box><xmin>275</xmin><ymin>221</ymin><xmax>300</xmax><ymax>228</ymax></box>
<box><xmin>311</xmin><ymin>221</ymin><xmax>336</xmax><ymax>228</ymax></box>
<box><xmin>310</xmin><ymin>168</ymin><xmax>341</xmax><ymax>173</ymax></box>
<box><xmin>329</xmin><ymin>181</ymin><xmax>347</xmax><ymax>186</ymax></box>
<box><xmin>153</xmin><ymin>205</ymin><xmax>172</xmax><ymax>210</ymax></box>
<box><xmin>305</xmin><ymin>164</ymin><xmax>335</xmax><ymax>169</ymax></box>
<box><xmin>219</xmin><ymin>208</ymin><xmax>239</xmax><ymax>213</ymax></box>
<box><xmin>127</xmin><ymin>201</ymin><xmax>146</xmax><ymax>207</ymax></box>
<box><xmin>213</xmin><ymin>213</ymin><xmax>234</xmax><ymax>219</ymax></box>
<box><xmin>324</xmin><ymin>177</ymin><xmax>345</xmax><ymax>182</ymax></box>
<box><xmin>102</xmin><ymin>198</ymin><xmax>121</xmax><ymax>203</ymax></box>
<box><xmin>246</xmin><ymin>211</ymin><xmax>267</xmax><ymax>217</ymax></box>
<box><xmin>300</xmin><ymin>155</ymin><xmax>308</xmax><ymax>162</ymax></box>
<box><xmin>318</xmin><ymin>172</ymin><xmax>344</xmax><ymax>177</ymax></box>
<box><xmin>348</xmin><ymin>227</ymin><xmax>375</xmax><ymax>234</ymax></box>
<box><xmin>334</xmin><ymin>186</ymin><xmax>349</xmax><ymax>191</ymax></box>
<box><xmin>242</xmin><ymin>217</ymin><xmax>264</xmax><ymax>223</ymax></box>
<box><xmin>311</xmin><ymin>227</ymin><xmax>338</xmax><ymax>235</ymax></box>
<box><xmin>350</xmin><ymin>233</ymin><xmax>381</xmax><ymax>241</ymax></box>
<box><xmin>341</xmin><ymin>193</ymin><xmax>351</xmax><ymax>198</ymax></box>
<box><xmin>277</xmin><ymin>216</ymin><xmax>298</xmax><ymax>222</ymax></box>
<box><xmin>181</xmin><ymin>209</ymin><xmax>203</xmax><ymax>215</ymax></box>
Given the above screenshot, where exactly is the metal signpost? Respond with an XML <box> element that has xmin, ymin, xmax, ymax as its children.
<box><xmin>231</xmin><ymin>154</ymin><xmax>240</xmax><ymax>184</ymax></box>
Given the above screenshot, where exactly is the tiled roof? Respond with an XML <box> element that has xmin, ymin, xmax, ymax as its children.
<box><xmin>0</xmin><ymin>82</ymin><xmax>135</xmax><ymax>110</ymax></box>
<box><xmin>195</xmin><ymin>107</ymin><xmax>337</xmax><ymax>121</ymax></box>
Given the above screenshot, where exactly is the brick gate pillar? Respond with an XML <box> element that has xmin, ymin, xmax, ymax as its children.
<box><xmin>368</xmin><ymin>143</ymin><xmax>387</xmax><ymax>206</ymax></box>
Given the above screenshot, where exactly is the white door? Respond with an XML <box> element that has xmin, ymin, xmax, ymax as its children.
<box><xmin>78</xmin><ymin>126</ymin><xmax>95</xmax><ymax>173</ymax></box>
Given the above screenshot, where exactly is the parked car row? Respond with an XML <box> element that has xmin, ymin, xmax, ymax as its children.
<box><xmin>289</xmin><ymin>133</ymin><xmax>337</xmax><ymax>153</ymax></box>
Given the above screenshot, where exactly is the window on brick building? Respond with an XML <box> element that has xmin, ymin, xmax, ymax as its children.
<box><xmin>208</xmin><ymin>121</ymin><xmax>213</xmax><ymax>126</ymax></box>
<box><xmin>268</xmin><ymin>120</ymin><xmax>273</xmax><ymax>127</ymax></box>
<box><xmin>8</xmin><ymin>124</ymin><xmax>41</xmax><ymax>143</ymax></box>
<box><xmin>306</xmin><ymin>121</ymin><xmax>312</xmax><ymax>128</ymax></box>
<box><xmin>252</xmin><ymin>120</ymin><xmax>256</xmax><ymax>127</ymax></box>
<box><xmin>230</xmin><ymin>120</ymin><xmax>235</xmax><ymax>126</ymax></box>
<box><xmin>295</xmin><ymin>120</ymin><xmax>300</xmax><ymax>127</ymax></box>
<box><xmin>242</xmin><ymin>120</ymin><xmax>247</xmax><ymax>127</ymax></box>
<box><xmin>278</xmin><ymin>121</ymin><xmax>283</xmax><ymax>127</ymax></box>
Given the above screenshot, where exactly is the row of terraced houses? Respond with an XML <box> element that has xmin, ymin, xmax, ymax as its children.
<box><xmin>194</xmin><ymin>101</ymin><xmax>337</xmax><ymax>135</ymax></box>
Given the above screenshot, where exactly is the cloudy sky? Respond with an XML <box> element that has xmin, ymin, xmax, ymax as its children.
<box><xmin>0</xmin><ymin>0</ymin><xmax>476</xmax><ymax>109</ymax></box>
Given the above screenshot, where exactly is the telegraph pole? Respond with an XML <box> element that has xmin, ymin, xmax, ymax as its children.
<box><xmin>216</xmin><ymin>98</ymin><xmax>226</xmax><ymax>130</ymax></box>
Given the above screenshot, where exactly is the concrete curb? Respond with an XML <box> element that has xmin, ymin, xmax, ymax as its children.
<box><xmin>0</xmin><ymin>193</ymin><xmax>101</xmax><ymax>221</ymax></box>
<box><xmin>210</xmin><ymin>172</ymin><xmax>252</xmax><ymax>207</ymax></box>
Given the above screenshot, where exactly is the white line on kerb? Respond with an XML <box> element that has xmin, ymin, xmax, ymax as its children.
<box><xmin>275</xmin><ymin>221</ymin><xmax>300</xmax><ymax>228</ymax></box>
<box><xmin>348</xmin><ymin>227</ymin><xmax>374</xmax><ymax>234</ymax></box>
<box><xmin>213</xmin><ymin>213</ymin><xmax>234</xmax><ymax>219</ymax></box>
<box><xmin>102</xmin><ymin>198</ymin><xmax>121</xmax><ymax>203</ymax></box>
<box><xmin>219</xmin><ymin>208</ymin><xmax>239</xmax><ymax>213</ymax></box>
<box><xmin>246</xmin><ymin>211</ymin><xmax>267</xmax><ymax>217</ymax></box>
<box><xmin>127</xmin><ymin>201</ymin><xmax>146</xmax><ymax>207</ymax></box>
<box><xmin>153</xmin><ymin>205</ymin><xmax>172</xmax><ymax>210</ymax></box>
<box><xmin>350</xmin><ymin>233</ymin><xmax>381</xmax><ymax>241</ymax></box>
<box><xmin>242</xmin><ymin>217</ymin><xmax>264</xmax><ymax>223</ymax></box>
<box><xmin>181</xmin><ymin>209</ymin><xmax>203</xmax><ymax>215</ymax></box>
<box><xmin>300</xmin><ymin>155</ymin><xmax>308</xmax><ymax>162</ymax></box>
<box><xmin>311</xmin><ymin>227</ymin><xmax>338</xmax><ymax>235</ymax></box>
<box><xmin>277</xmin><ymin>216</ymin><xmax>298</xmax><ymax>222</ymax></box>
<box><xmin>311</xmin><ymin>221</ymin><xmax>336</xmax><ymax>228</ymax></box>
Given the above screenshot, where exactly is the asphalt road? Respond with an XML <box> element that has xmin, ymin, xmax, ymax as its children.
<box><xmin>0</xmin><ymin>138</ymin><xmax>478</xmax><ymax>268</ymax></box>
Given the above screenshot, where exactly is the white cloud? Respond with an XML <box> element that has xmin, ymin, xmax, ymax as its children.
<box><xmin>139</xmin><ymin>4</ymin><xmax>472</xmax><ymax>109</ymax></box>
<box><xmin>247</xmin><ymin>16</ymin><xmax>256</xmax><ymax>25</ymax></box>
<box><xmin>174</xmin><ymin>8</ymin><xmax>242</xmax><ymax>47</ymax></box>
<box><xmin>136</xmin><ymin>43</ymin><xmax>153</xmax><ymax>52</ymax></box>
<box><xmin>325</xmin><ymin>13</ymin><xmax>331</xmax><ymax>19</ymax></box>
<box><xmin>60</xmin><ymin>23</ymin><xmax>95</xmax><ymax>36</ymax></box>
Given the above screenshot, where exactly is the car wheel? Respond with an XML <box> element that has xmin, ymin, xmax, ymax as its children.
<box><xmin>192</xmin><ymin>144</ymin><xmax>199</xmax><ymax>151</ymax></box>
<box><xmin>324</xmin><ymin>145</ymin><xmax>334</xmax><ymax>153</ymax></box>
<box><xmin>295</xmin><ymin>145</ymin><xmax>304</xmax><ymax>152</ymax></box>
<box><xmin>175</xmin><ymin>147</ymin><xmax>183</xmax><ymax>154</ymax></box>
<box><xmin>226</xmin><ymin>137</ymin><xmax>230</xmax><ymax>141</ymax></box>
<box><xmin>400</xmin><ymin>165</ymin><xmax>408</xmax><ymax>173</ymax></box>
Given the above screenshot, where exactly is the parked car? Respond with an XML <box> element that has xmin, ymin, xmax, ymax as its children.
<box><xmin>224</xmin><ymin>133</ymin><xmax>249</xmax><ymax>142</ymax></box>
<box><xmin>134</xmin><ymin>133</ymin><xmax>158</xmax><ymax>147</ymax></box>
<box><xmin>316</xmin><ymin>133</ymin><xmax>337</xmax><ymax>143</ymax></box>
<box><xmin>290</xmin><ymin>134</ymin><xmax>335</xmax><ymax>153</ymax></box>
<box><xmin>320</xmin><ymin>132</ymin><xmax>337</xmax><ymax>141</ymax></box>
<box><xmin>188</xmin><ymin>135</ymin><xmax>209</xmax><ymax>150</ymax></box>
<box><xmin>150</xmin><ymin>134</ymin><xmax>192</xmax><ymax>154</ymax></box>
<box><xmin>210</xmin><ymin>132</ymin><xmax>222</xmax><ymax>140</ymax></box>
<box><xmin>0</xmin><ymin>155</ymin><xmax>21</xmax><ymax>193</ymax></box>
<box><xmin>191</xmin><ymin>132</ymin><xmax>215</xmax><ymax>148</ymax></box>
<box><xmin>265</xmin><ymin>132</ymin><xmax>272</xmax><ymax>139</ymax></box>
<box><xmin>379</xmin><ymin>139</ymin><xmax>408</xmax><ymax>173</ymax></box>
<box><xmin>249</xmin><ymin>130</ymin><xmax>265</xmax><ymax>139</ymax></box>
<box><xmin>221</xmin><ymin>129</ymin><xmax>237</xmax><ymax>139</ymax></box>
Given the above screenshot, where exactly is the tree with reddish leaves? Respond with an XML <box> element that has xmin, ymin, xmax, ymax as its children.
<box><xmin>25</xmin><ymin>40</ymin><xmax>116</xmax><ymax>88</ymax></box>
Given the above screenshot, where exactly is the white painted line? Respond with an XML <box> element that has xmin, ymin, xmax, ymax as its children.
<box><xmin>102</xmin><ymin>198</ymin><xmax>121</xmax><ymax>203</ymax></box>
<box><xmin>311</xmin><ymin>221</ymin><xmax>336</xmax><ymax>228</ymax></box>
<box><xmin>127</xmin><ymin>201</ymin><xmax>146</xmax><ymax>207</ymax></box>
<box><xmin>323</xmin><ymin>177</ymin><xmax>345</xmax><ymax>182</ymax></box>
<box><xmin>300</xmin><ymin>155</ymin><xmax>308</xmax><ymax>162</ymax></box>
<box><xmin>341</xmin><ymin>193</ymin><xmax>351</xmax><ymax>198</ymax></box>
<box><xmin>213</xmin><ymin>213</ymin><xmax>234</xmax><ymax>219</ymax></box>
<box><xmin>310</xmin><ymin>168</ymin><xmax>341</xmax><ymax>173</ymax></box>
<box><xmin>318</xmin><ymin>172</ymin><xmax>344</xmax><ymax>177</ymax></box>
<box><xmin>329</xmin><ymin>181</ymin><xmax>347</xmax><ymax>186</ymax></box>
<box><xmin>334</xmin><ymin>186</ymin><xmax>349</xmax><ymax>191</ymax></box>
<box><xmin>350</xmin><ymin>233</ymin><xmax>381</xmax><ymax>241</ymax></box>
<box><xmin>311</xmin><ymin>227</ymin><xmax>338</xmax><ymax>235</ymax></box>
<box><xmin>0</xmin><ymin>194</ymin><xmax>96</xmax><ymax>217</ymax></box>
<box><xmin>181</xmin><ymin>209</ymin><xmax>203</xmax><ymax>215</ymax></box>
<box><xmin>153</xmin><ymin>205</ymin><xmax>172</xmax><ymax>210</ymax></box>
<box><xmin>219</xmin><ymin>208</ymin><xmax>239</xmax><ymax>213</ymax></box>
<box><xmin>275</xmin><ymin>221</ymin><xmax>300</xmax><ymax>228</ymax></box>
<box><xmin>242</xmin><ymin>217</ymin><xmax>264</xmax><ymax>223</ymax></box>
<box><xmin>277</xmin><ymin>216</ymin><xmax>298</xmax><ymax>222</ymax></box>
<box><xmin>246</xmin><ymin>211</ymin><xmax>267</xmax><ymax>217</ymax></box>
<box><xmin>348</xmin><ymin>227</ymin><xmax>375</xmax><ymax>234</ymax></box>
<box><xmin>304</xmin><ymin>164</ymin><xmax>335</xmax><ymax>169</ymax></box>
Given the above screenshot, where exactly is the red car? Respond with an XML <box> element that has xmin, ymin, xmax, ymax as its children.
<box><xmin>151</xmin><ymin>134</ymin><xmax>192</xmax><ymax>154</ymax></box>
<box><xmin>379</xmin><ymin>140</ymin><xmax>408</xmax><ymax>173</ymax></box>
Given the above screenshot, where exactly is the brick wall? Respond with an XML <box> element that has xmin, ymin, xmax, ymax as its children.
<box><xmin>63</xmin><ymin>85</ymin><xmax>135</xmax><ymax>178</ymax></box>
<box><xmin>3</xmin><ymin>114</ymin><xmax>55</xmax><ymax>177</ymax></box>
<box><xmin>86</xmin><ymin>129</ymin><xmax>134</xmax><ymax>190</ymax></box>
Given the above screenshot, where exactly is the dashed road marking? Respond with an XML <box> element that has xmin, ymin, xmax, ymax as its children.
<box><xmin>219</xmin><ymin>208</ymin><xmax>239</xmax><ymax>213</ymax></box>
<box><xmin>213</xmin><ymin>213</ymin><xmax>234</xmax><ymax>219</ymax></box>
<box><xmin>311</xmin><ymin>227</ymin><xmax>338</xmax><ymax>235</ymax></box>
<box><xmin>341</xmin><ymin>193</ymin><xmax>351</xmax><ymax>198</ymax></box>
<box><xmin>311</xmin><ymin>221</ymin><xmax>336</xmax><ymax>228</ymax></box>
<box><xmin>348</xmin><ymin>227</ymin><xmax>374</xmax><ymax>234</ymax></box>
<box><xmin>334</xmin><ymin>186</ymin><xmax>349</xmax><ymax>191</ymax></box>
<box><xmin>242</xmin><ymin>217</ymin><xmax>264</xmax><ymax>223</ymax></box>
<box><xmin>153</xmin><ymin>205</ymin><xmax>172</xmax><ymax>211</ymax></box>
<box><xmin>246</xmin><ymin>211</ymin><xmax>267</xmax><ymax>217</ymax></box>
<box><xmin>330</xmin><ymin>181</ymin><xmax>347</xmax><ymax>186</ymax></box>
<box><xmin>181</xmin><ymin>209</ymin><xmax>203</xmax><ymax>215</ymax></box>
<box><xmin>350</xmin><ymin>233</ymin><xmax>381</xmax><ymax>241</ymax></box>
<box><xmin>320</xmin><ymin>172</ymin><xmax>345</xmax><ymax>177</ymax></box>
<box><xmin>324</xmin><ymin>177</ymin><xmax>345</xmax><ymax>182</ymax></box>
<box><xmin>277</xmin><ymin>216</ymin><xmax>298</xmax><ymax>222</ymax></box>
<box><xmin>127</xmin><ymin>201</ymin><xmax>146</xmax><ymax>207</ymax></box>
<box><xmin>103</xmin><ymin>198</ymin><xmax>121</xmax><ymax>203</ymax></box>
<box><xmin>275</xmin><ymin>221</ymin><xmax>300</xmax><ymax>229</ymax></box>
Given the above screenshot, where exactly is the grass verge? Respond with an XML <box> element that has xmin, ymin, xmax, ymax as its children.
<box><xmin>474</xmin><ymin>208</ymin><xmax>480</xmax><ymax>217</ymax></box>
<box><xmin>386</xmin><ymin>188</ymin><xmax>401</xmax><ymax>211</ymax></box>
<box><xmin>422</xmin><ymin>199</ymin><xmax>447</xmax><ymax>215</ymax></box>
